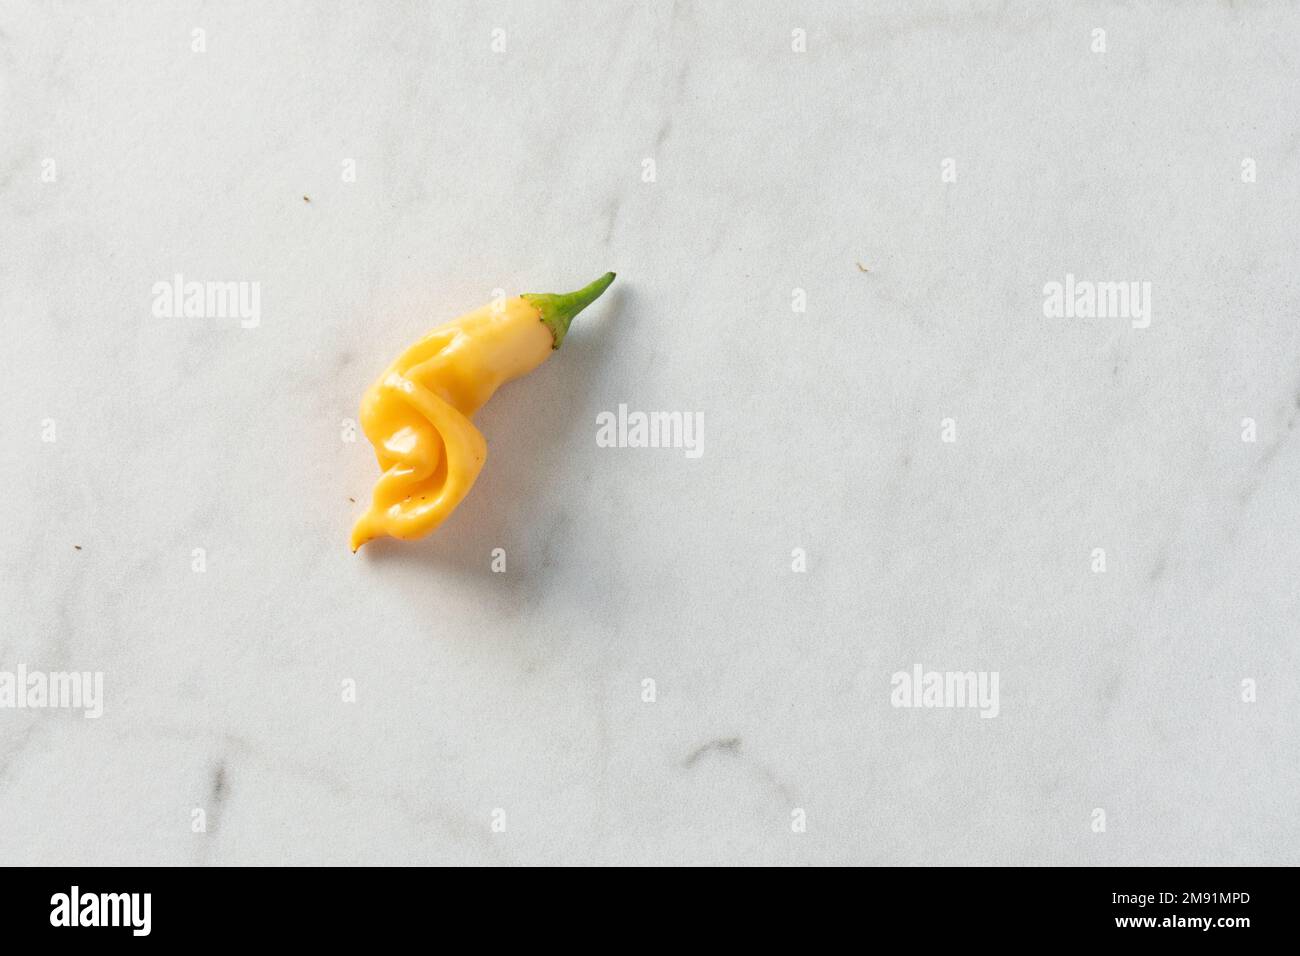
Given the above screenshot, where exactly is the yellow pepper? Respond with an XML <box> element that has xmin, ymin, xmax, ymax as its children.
<box><xmin>350</xmin><ymin>273</ymin><xmax>616</xmax><ymax>551</ymax></box>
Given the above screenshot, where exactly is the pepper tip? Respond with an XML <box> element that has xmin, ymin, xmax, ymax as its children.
<box><xmin>523</xmin><ymin>272</ymin><xmax>617</xmax><ymax>349</ymax></box>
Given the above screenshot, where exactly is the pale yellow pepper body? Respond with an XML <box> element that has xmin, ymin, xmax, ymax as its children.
<box><xmin>351</xmin><ymin>274</ymin><xmax>614</xmax><ymax>551</ymax></box>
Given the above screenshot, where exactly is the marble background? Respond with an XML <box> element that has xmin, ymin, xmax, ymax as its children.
<box><xmin>1</xmin><ymin>1</ymin><xmax>1297</xmax><ymax>866</ymax></box>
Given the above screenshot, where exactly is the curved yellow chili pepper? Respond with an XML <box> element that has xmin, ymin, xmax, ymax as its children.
<box><xmin>350</xmin><ymin>273</ymin><xmax>615</xmax><ymax>551</ymax></box>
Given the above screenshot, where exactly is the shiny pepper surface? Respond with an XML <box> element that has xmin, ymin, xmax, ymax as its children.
<box><xmin>351</xmin><ymin>273</ymin><xmax>615</xmax><ymax>551</ymax></box>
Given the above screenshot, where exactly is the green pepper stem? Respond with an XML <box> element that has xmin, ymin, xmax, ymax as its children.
<box><xmin>523</xmin><ymin>272</ymin><xmax>616</xmax><ymax>349</ymax></box>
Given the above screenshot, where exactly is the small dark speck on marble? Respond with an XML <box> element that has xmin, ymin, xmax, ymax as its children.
<box><xmin>211</xmin><ymin>762</ymin><xmax>228</xmax><ymax>804</ymax></box>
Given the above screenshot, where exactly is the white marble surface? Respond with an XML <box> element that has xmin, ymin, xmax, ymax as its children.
<box><xmin>2</xmin><ymin>1</ymin><xmax>1298</xmax><ymax>866</ymax></box>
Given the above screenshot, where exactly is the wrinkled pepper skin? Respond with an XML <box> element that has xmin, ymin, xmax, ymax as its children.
<box><xmin>351</xmin><ymin>273</ymin><xmax>615</xmax><ymax>551</ymax></box>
